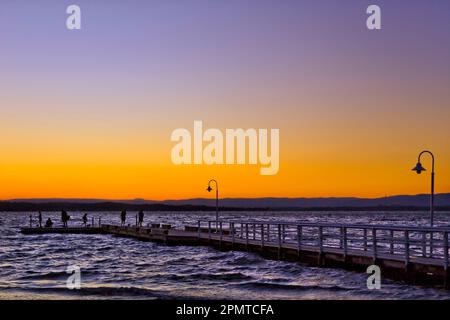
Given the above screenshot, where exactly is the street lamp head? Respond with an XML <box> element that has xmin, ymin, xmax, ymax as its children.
<box><xmin>206</xmin><ymin>185</ymin><xmax>213</xmax><ymax>192</ymax></box>
<box><xmin>412</xmin><ymin>162</ymin><xmax>426</xmax><ymax>174</ymax></box>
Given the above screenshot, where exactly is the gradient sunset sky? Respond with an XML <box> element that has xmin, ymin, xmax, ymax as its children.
<box><xmin>0</xmin><ymin>0</ymin><xmax>449</xmax><ymax>200</ymax></box>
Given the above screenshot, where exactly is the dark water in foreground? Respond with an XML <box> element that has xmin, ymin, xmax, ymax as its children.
<box><xmin>1</xmin><ymin>211</ymin><xmax>450</xmax><ymax>300</ymax></box>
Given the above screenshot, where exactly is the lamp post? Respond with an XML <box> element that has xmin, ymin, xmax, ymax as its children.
<box><xmin>412</xmin><ymin>150</ymin><xmax>435</xmax><ymax>227</ymax></box>
<box><xmin>207</xmin><ymin>179</ymin><xmax>219</xmax><ymax>227</ymax></box>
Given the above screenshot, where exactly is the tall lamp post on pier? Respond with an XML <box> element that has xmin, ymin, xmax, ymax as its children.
<box><xmin>207</xmin><ymin>179</ymin><xmax>219</xmax><ymax>228</ymax></box>
<box><xmin>412</xmin><ymin>150</ymin><xmax>435</xmax><ymax>227</ymax></box>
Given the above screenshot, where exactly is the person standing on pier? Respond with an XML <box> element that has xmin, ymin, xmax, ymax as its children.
<box><xmin>120</xmin><ymin>210</ymin><xmax>127</xmax><ymax>226</ymax></box>
<box><xmin>38</xmin><ymin>211</ymin><xmax>42</xmax><ymax>228</ymax></box>
<box><xmin>82</xmin><ymin>213</ymin><xmax>88</xmax><ymax>227</ymax></box>
<box><xmin>138</xmin><ymin>210</ymin><xmax>144</xmax><ymax>227</ymax></box>
<box><xmin>61</xmin><ymin>210</ymin><xmax>65</xmax><ymax>227</ymax></box>
<box><xmin>61</xmin><ymin>210</ymin><xmax>69</xmax><ymax>228</ymax></box>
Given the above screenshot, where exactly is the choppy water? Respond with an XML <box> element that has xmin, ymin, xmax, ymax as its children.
<box><xmin>1</xmin><ymin>211</ymin><xmax>450</xmax><ymax>300</ymax></box>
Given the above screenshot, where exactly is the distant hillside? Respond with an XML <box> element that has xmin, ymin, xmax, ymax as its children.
<box><xmin>1</xmin><ymin>193</ymin><xmax>449</xmax><ymax>211</ymax></box>
<box><xmin>159</xmin><ymin>193</ymin><xmax>450</xmax><ymax>208</ymax></box>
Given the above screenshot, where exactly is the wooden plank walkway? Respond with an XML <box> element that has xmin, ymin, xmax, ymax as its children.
<box><xmin>21</xmin><ymin>219</ymin><xmax>450</xmax><ymax>289</ymax></box>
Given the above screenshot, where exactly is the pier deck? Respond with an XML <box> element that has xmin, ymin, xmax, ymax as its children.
<box><xmin>21</xmin><ymin>220</ymin><xmax>450</xmax><ymax>289</ymax></box>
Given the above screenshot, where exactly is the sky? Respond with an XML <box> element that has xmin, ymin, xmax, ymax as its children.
<box><xmin>0</xmin><ymin>0</ymin><xmax>449</xmax><ymax>200</ymax></box>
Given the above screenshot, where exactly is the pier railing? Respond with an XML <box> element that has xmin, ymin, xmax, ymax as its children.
<box><xmin>197</xmin><ymin>220</ymin><xmax>450</xmax><ymax>267</ymax></box>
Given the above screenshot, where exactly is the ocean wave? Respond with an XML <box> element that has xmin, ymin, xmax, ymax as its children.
<box><xmin>238</xmin><ymin>281</ymin><xmax>354</xmax><ymax>292</ymax></box>
<box><xmin>230</xmin><ymin>255</ymin><xmax>264</xmax><ymax>266</ymax></box>
<box><xmin>167</xmin><ymin>272</ymin><xmax>253</xmax><ymax>282</ymax></box>
<box><xmin>1</xmin><ymin>285</ymin><xmax>163</xmax><ymax>298</ymax></box>
<box><xmin>18</xmin><ymin>270</ymin><xmax>98</xmax><ymax>280</ymax></box>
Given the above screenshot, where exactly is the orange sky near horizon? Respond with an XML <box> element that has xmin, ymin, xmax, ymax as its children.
<box><xmin>1</xmin><ymin>118</ymin><xmax>450</xmax><ymax>200</ymax></box>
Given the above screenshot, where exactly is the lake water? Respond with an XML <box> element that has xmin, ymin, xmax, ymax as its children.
<box><xmin>1</xmin><ymin>211</ymin><xmax>450</xmax><ymax>300</ymax></box>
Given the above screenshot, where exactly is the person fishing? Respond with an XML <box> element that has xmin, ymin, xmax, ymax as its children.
<box><xmin>138</xmin><ymin>210</ymin><xmax>144</xmax><ymax>227</ymax></box>
<box><xmin>82</xmin><ymin>213</ymin><xmax>88</xmax><ymax>227</ymax></box>
<box><xmin>45</xmin><ymin>217</ymin><xmax>53</xmax><ymax>228</ymax></box>
<box><xmin>38</xmin><ymin>211</ymin><xmax>42</xmax><ymax>228</ymax></box>
<box><xmin>120</xmin><ymin>210</ymin><xmax>127</xmax><ymax>226</ymax></box>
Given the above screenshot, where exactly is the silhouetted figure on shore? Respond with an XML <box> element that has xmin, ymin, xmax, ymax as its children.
<box><xmin>38</xmin><ymin>211</ymin><xmax>42</xmax><ymax>228</ymax></box>
<box><xmin>82</xmin><ymin>213</ymin><xmax>88</xmax><ymax>227</ymax></box>
<box><xmin>61</xmin><ymin>210</ymin><xmax>70</xmax><ymax>227</ymax></box>
<box><xmin>120</xmin><ymin>210</ymin><xmax>127</xmax><ymax>226</ymax></box>
<box><xmin>138</xmin><ymin>210</ymin><xmax>144</xmax><ymax>227</ymax></box>
<box><xmin>45</xmin><ymin>218</ymin><xmax>53</xmax><ymax>228</ymax></box>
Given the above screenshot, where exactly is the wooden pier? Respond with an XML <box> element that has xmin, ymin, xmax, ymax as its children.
<box><xmin>21</xmin><ymin>220</ymin><xmax>450</xmax><ymax>289</ymax></box>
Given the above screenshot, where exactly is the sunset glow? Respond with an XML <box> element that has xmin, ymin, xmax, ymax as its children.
<box><xmin>1</xmin><ymin>0</ymin><xmax>449</xmax><ymax>200</ymax></box>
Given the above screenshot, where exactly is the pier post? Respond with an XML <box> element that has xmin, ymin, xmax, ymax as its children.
<box><xmin>343</xmin><ymin>227</ymin><xmax>348</xmax><ymax>263</ymax></box>
<box><xmin>219</xmin><ymin>221</ymin><xmax>223</xmax><ymax>247</ymax></box>
<box><xmin>444</xmin><ymin>232</ymin><xmax>449</xmax><ymax>289</ymax></box>
<box><xmin>29</xmin><ymin>214</ymin><xmax>32</xmax><ymax>228</ymax></box>
<box><xmin>363</xmin><ymin>228</ymin><xmax>368</xmax><ymax>251</ymax></box>
<box><xmin>445</xmin><ymin>268</ymin><xmax>450</xmax><ymax>290</ymax></box>
<box><xmin>260</xmin><ymin>224</ymin><xmax>264</xmax><ymax>249</ymax></box>
<box><xmin>197</xmin><ymin>221</ymin><xmax>201</xmax><ymax>239</ymax></box>
<box><xmin>404</xmin><ymin>230</ymin><xmax>412</xmax><ymax>282</ymax></box>
<box><xmin>430</xmin><ymin>232</ymin><xmax>434</xmax><ymax>258</ymax></box>
<box><xmin>318</xmin><ymin>226</ymin><xmax>323</xmax><ymax>249</ymax></box>
<box><xmin>208</xmin><ymin>221</ymin><xmax>211</xmax><ymax>242</ymax></box>
<box><xmin>267</xmin><ymin>224</ymin><xmax>270</xmax><ymax>242</ymax></box>
<box><xmin>318</xmin><ymin>226</ymin><xmax>324</xmax><ymax>266</ymax></box>
<box><xmin>231</xmin><ymin>222</ymin><xmax>235</xmax><ymax>248</ymax></box>
<box><xmin>444</xmin><ymin>232</ymin><xmax>449</xmax><ymax>269</ymax></box>
<box><xmin>99</xmin><ymin>217</ymin><xmax>101</xmax><ymax>227</ymax></box>
<box><xmin>422</xmin><ymin>233</ymin><xmax>427</xmax><ymax>257</ymax></box>
<box><xmin>405</xmin><ymin>230</ymin><xmax>410</xmax><ymax>266</ymax></box>
<box><xmin>390</xmin><ymin>230</ymin><xmax>394</xmax><ymax>254</ymax></box>
<box><xmin>372</xmin><ymin>228</ymin><xmax>378</xmax><ymax>264</ymax></box>
<box><xmin>297</xmin><ymin>226</ymin><xmax>302</xmax><ymax>256</ymax></box>
<box><xmin>277</xmin><ymin>224</ymin><xmax>282</xmax><ymax>259</ymax></box>
<box><xmin>245</xmin><ymin>224</ymin><xmax>249</xmax><ymax>250</ymax></box>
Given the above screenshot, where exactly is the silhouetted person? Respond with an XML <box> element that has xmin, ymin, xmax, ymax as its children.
<box><xmin>38</xmin><ymin>211</ymin><xmax>42</xmax><ymax>228</ymax></box>
<box><xmin>61</xmin><ymin>210</ymin><xmax>70</xmax><ymax>227</ymax></box>
<box><xmin>82</xmin><ymin>213</ymin><xmax>88</xmax><ymax>227</ymax></box>
<box><xmin>138</xmin><ymin>210</ymin><xmax>144</xmax><ymax>227</ymax></box>
<box><xmin>120</xmin><ymin>210</ymin><xmax>127</xmax><ymax>226</ymax></box>
<box><xmin>61</xmin><ymin>210</ymin><xmax>66</xmax><ymax>227</ymax></box>
<box><xmin>45</xmin><ymin>218</ymin><xmax>53</xmax><ymax>228</ymax></box>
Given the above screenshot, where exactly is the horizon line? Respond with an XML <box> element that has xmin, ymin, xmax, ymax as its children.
<box><xmin>2</xmin><ymin>192</ymin><xmax>449</xmax><ymax>202</ymax></box>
